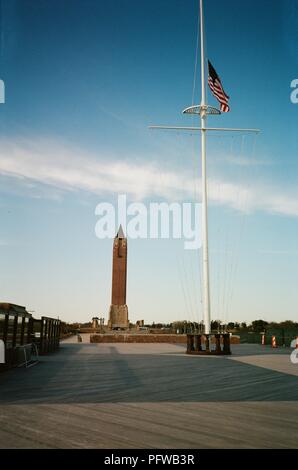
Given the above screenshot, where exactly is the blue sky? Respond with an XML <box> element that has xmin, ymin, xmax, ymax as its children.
<box><xmin>0</xmin><ymin>0</ymin><xmax>297</xmax><ymax>325</ymax></box>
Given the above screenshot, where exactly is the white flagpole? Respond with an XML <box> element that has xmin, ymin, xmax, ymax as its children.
<box><xmin>200</xmin><ymin>0</ymin><xmax>211</xmax><ymax>335</ymax></box>
<box><xmin>148</xmin><ymin>0</ymin><xmax>260</xmax><ymax>343</ymax></box>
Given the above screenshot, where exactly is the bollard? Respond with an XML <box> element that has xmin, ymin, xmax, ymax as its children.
<box><xmin>223</xmin><ymin>334</ymin><xmax>231</xmax><ymax>355</ymax></box>
<box><xmin>271</xmin><ymin>335</ymin><xmax>277</xmax><ymax>348</ymax></box>
<box><xmin>215</xmin><ymin>334</ymin><xmax>221</xmax><ymax>354</ymax></box>
<box><xmin>186</xmin><ymin>332</ymin><xmax>232</xmax><ymax>355</ymax></box>
<box><xmin>187</xmin><ymin>334</ymin><xmax>194</xmax><ymax>353</ymax></box>
<box><xmin>261</xmin><ymin>334</ymin><xmax>265</xmax><ymax>346</ymax></box>
<box><xmin>205</xmin><ymin>334</ymin><xmax>210</xmax><ymax>352</ymax></box>
<box><xmin>195</xmin><ymin>334</ymin><xmax>202</xmax><ymax>352</ymax></box>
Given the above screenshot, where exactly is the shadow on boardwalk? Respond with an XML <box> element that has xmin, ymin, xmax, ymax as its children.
<box><xmin>0</xmin><ymin>343</ymin><xmax>297</xmax><ymax>404</ymax></box>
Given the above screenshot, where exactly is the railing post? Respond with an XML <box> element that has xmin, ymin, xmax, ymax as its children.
<box><xmin>195</xmin><ymin>334</ymin><xmax>202</xmax><ymax>352</ymax></box>
<box><xmin>27</xmin><ymin>317</ymin><xmax>33</xmax><ymax>344</ymax></box>
<box><xmin>20</xmin><ymin>316</ymin><xmax>25</xmax><ymax>345</ymax></box>
<box><xmin>12</xmin><ymin>315</ymin><xmax>18</xmax><ymax>348</ymax></box>
<box><xmin>40</xmin><ymin>318</ymin><xmax>44</xmax><ymax>354</ymax></box>
<box><xmin>3</xmin><ymin>313</ymin><xmax>8</xmax><ymax>344</ymax></box>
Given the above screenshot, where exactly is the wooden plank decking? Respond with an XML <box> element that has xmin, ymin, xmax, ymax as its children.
<box><xmin>0</xmin><ymin>339</ymin><xmax>297</xmax><ymax>448</ymax></box>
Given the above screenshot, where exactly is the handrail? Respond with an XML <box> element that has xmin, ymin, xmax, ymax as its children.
<box><xmin>17</xmin><ymin>343</ymin><xmax>39</xmax><ymax>368</ymax></box>
<box><xmin>17</xmin><ymin>344</ymin><xmax>28</xmax><ymax>368</ymax></box>
<box><xmin>31</xmin><ymin>342</ymin><xmax>39</xmax><ymax>363</ymax></box>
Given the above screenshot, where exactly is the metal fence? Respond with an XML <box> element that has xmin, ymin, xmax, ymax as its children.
<box><xmin>239</xmin><ymin>329</ymin><xmax>298</xmax><ymax>347</ymax></box>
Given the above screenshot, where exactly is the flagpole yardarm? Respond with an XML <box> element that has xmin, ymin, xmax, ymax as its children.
<box><xmin>149</xmin><ymin>126</ymin><xmax>260</xmax><ymax>133</ymax></box>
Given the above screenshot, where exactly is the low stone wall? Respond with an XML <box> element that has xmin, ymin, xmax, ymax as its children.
<box><xmin>78</xmin><ymin>328</ymin><xmax>103</xmax><ymax>333</ymax></box>
<box><xmin>90</xmin><ymin>334</ymin><xmax>240</xmax><ymax>344</ymax></box>
<box><xmin>90</xmin><ymin>334</ymin><xmax>187</xmax><ymax>343</ymax></box>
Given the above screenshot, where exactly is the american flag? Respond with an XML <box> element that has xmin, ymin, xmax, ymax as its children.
<box><xmin>208</xmin><ymin>60</ymin><xmax>230</xmax><ymax>113</ymax></box>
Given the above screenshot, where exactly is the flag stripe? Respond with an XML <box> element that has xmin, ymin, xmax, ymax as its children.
<box><xmin>207</xmin><ymin>60</ymin><xmax>230</xmax><ymax>113</ymax></box>
<box><xmin>208</xmin><ymin>80</ymin><xmax>229</xmax><ymax>101</ymax></box>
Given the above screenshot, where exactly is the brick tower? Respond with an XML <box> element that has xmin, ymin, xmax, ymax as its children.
<box><xmin>108</xmin><ymin>225</ymin><xmax>129</xmax><ymax>329</ymax></box>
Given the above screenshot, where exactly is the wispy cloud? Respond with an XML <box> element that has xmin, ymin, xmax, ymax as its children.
<box><xmin>259</xmin><ymin>249</ymin><xmax>298</xmax><ymax>255</ymax></box>
<box><xmin>0</xmin><ymin>136</ymin><xmax>297</xmax><ymax>217</ymax></box>
<box><xmin>220</xmin><ymin>155</ymin><xmax>274</xmax><ymax>167</ymax></box>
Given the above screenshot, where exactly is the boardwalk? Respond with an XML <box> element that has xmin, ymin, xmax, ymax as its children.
<box><xmin>0</xmin><ymin>338</ymin><xmax>297</xmax><ymax>448</ymax></box>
